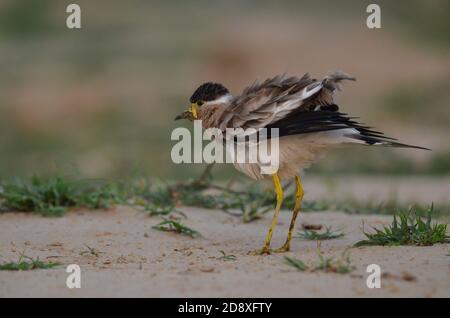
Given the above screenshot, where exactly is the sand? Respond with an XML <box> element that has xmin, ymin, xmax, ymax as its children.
<box><xmin>0</xmin><ymin>201</ymin><xmax>449</xmax><ymax>297</ymax></box>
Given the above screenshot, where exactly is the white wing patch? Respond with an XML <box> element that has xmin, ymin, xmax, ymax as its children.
<box><xmin>273</xmin><ymin>82</ymin><xmax>323</xmax><ymax>118</ymax></box>
<box><xmin>301</xmin><ymin>82</ymin><xmax>323</xmax><ymax>99</ymax></box>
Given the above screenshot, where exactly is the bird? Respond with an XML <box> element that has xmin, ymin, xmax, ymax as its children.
<box><xmin>175</xmin><ymin>71</ymin><xmax>429</xmax><ymax>255</ymax></box>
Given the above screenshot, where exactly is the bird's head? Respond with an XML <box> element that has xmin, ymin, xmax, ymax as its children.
<box><xmin>175</xmin><ymin>82</ymin><xmax>231</xmax><ymax>121</ymax></box>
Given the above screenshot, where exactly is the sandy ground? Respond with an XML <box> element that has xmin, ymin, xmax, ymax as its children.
<box><xmin>0</xmin><ymin>191</ymin><xmax>449</xmax><ymax>297</ymax></box>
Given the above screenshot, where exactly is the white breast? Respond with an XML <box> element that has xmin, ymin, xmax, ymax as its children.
<box><xmin>229</xmin><ymin>129</ymin><xmax>356</xmax><ymax>180</ymax></box>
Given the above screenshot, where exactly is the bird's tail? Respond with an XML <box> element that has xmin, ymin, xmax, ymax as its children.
<box><xmin>349</xmin><ymin>133</ymin><xmax>431</xmax><ymax>150</ymax></box>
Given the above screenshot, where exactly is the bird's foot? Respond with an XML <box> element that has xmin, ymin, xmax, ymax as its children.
<box><xmin>248</xmin><ymin>247</ymin><xmax>271</xmax><ymax>255</ymax></box>
<box><xmin>273</xmin><ymin>243</ymin><xmax>290</xmax><ymax>253</ymax></box>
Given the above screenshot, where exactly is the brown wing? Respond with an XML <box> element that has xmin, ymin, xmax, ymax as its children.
<box><xmin>218</xmin><ymin>72</ymin><xmax>355</xmax><ymax>131</ymax></box>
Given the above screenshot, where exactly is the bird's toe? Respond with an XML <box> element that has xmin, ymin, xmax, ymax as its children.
<box><xmin>248</xmin><ymin>247</ymin><xmax>271</xmax><ymax>256</ymax></box>
<box><xmin>272</xmin><ymin>244</ymin><xmax>290</xmax><ymax>253</ymax></box>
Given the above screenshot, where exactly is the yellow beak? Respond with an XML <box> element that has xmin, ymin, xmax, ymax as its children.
<box><xmin>174</xmin><ymin>103</ymin><xmax>199</xmax><ymax>121</ymax></box>
<box><xmin>189</xmin><ymin>103</ymin><xmax>198</xmax><ymax>119</ymax></box>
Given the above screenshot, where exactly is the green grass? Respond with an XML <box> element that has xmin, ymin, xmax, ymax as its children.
<box><xmin>127</xmin><ymin>167</ymin><xmax>450</xmax><ymax>224</ymax></box>
<box><xmin>296</xmin><ymin>226</ymin><xmax>345</xmax><ymax>241</ymax></box>
<box><xmin>284</xmin><ymin>249</ymin><xmax>354</xmax><ymax>274</ymax></box>
<box><xmin>315</xmin><ymin>251</ymin><xmax>354</xmax><ymax>274</ymax></box>
<box><xmin>132</xmin><ymin>178</ymin><xmax>450</xmax><ymax>222</ymax></box>
<box><xmin>355</xmin><ymin>205</ymin><xmax>449</xmax><ymax>247</ymax></box>
<box><xmin>152</xmin><ymin>218</ymin><xmax>201</xmax><ymax>238</ymax></box>
<box><xmin>2</xmin><ymin>173</ymin><xmax>450</xmax><ymax>221</ymax></box>
<box><xmin>127</xmin><ymin>170</ymin><xmax>278</xmax><ymax>223</ymax></box>
<box><xmin>0</xmin><ymin>176</ymin><xmax>124</xmax><ymax>216</ymax></box>
<box><xmin>0</xmin><ymin>256</ymin><xmax>60</xmax><ymax>271</ymax></box>
<box><xmin>0</xmin><ymin>176</ymin><xmax>75</xmax><ymax>216</ymax></box>
<box><xmin>284</xmin><ymin>256</ymin><xmax>309</xmax><ymax>271</ymax></box>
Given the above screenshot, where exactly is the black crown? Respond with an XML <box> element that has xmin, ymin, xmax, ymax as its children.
<box><xmin>190</xmin><ymin>82</ymin><xmax>229</xmax><ymax>104</ymax></box>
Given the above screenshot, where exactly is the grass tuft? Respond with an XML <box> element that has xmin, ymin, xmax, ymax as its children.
<box><xmin>0</xmin><ymin>256</ymin><xmax>60</xmax><ymax>271</ymax></box>
<box><xmin>284</xmin><ymin>249</ymin><xmax>354</xmax><ymax>274</ymax></box>
<box><xmin>284</xmin><ymin>256</ymin><xmax>309</xmax><ymax>271</ymax></box>
<box><xmin>2</xmin><ymin>171</ymin><xmax>450</xmax><ymax>222</ymax></box>
<box><xmin>0</xmin><ymin>176</ymin><xmax>124</xmax><ymax>216</ymax></box>
<box><xmin>296</xmin><ymin>226</ymin><xmax>345</xmax><ymax>241</ymax></box>
<box><xmin>355</xmin><ymin>205</ymin><xmax>449</xmax><ymax>247</ymax></box>
<box><xmin>152</xmin><ymin>218</ymin><xmax>201</xmax><ymax>238</ymax></box>
<box><xmin>0</xmin><ymin>176</ymin><xmax>75</xmax><ymax>216</ymax></box>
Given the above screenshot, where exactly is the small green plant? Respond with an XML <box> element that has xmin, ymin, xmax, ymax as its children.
<box><xmin>145</xmin><ymin>168</ymin><xmax>450</xmax><ymax>222</ymax></box>
<box><xmin>3</xmin><ymin>172</ymin><xmax>450</xmax><ymax>221</ymax></box>
<box><xmin>133</xmin><ymin>186</ymin><xmax>176</xmax><ymax>216</ymax></box>
<box><xmin>217</xmin><ymin>250</ymin><xmax>237</xmax><ymax>261</ymax></box>
<box><xmin>0</xmin><ymin>256</ymin><xmax>60</xmax><ymax>271</ymax></box>
<box><xmin>76</xmin><ymin>183</ymin><xmax>123</xmax><ymax>209</ymax></box>
<box><xmin>316</xmin><ymin>250</ymin><xmax>354</xmax><ymax>274</ymax></box>
<box><xmin>0</xmin><ymin>176</ymin><xmax>124</xmax><ymax>216</ymax></box>
<box><xmin>152</xmin><ymin>218</ymin><xmax>201</xmax><ymax>238</ymax></box>
<box><xmin>0</xmin><ymin>176</ymin><xmax>75</xmax><ymax>216</ymax></box>
<box><xmin>296</xmin><ymin>226</ymin><xmax>345</xmax><ymax>241</ymax></box>
<box><xmin>284</xmin><ymin>256</ymin><xmax>308</xmax><ymax>271</ymax></box>
<box><xmin>355</xmin><ymin>205</ymin><xmax>449</xmax><ymax>247</ymax></box>
<box><xmin>284</xmin><ymin>249</ymin><xmax>354</xmax><ymax>274</ymax></box>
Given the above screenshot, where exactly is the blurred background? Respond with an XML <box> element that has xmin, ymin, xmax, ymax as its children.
<box><xmin>0</xmin><ymin>0</ymin><xmax>449</xmax><ymax>180</ymax></box>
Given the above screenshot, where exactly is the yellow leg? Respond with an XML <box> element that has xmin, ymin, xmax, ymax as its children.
<box><xmin>249</xmin><ymin>174</ymin><xmax>284</xmax><ymax>255</ymax></box>
<box><xmin>274</xmin><ymin>175</ymin><xmax>304</xmax><ymax>253</ymax></box>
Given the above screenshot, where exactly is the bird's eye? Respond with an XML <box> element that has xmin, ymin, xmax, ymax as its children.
<box><xmin>197</xmin><ymin>101</ymin><xmax>204</xmax><ymax>106</ymax></box>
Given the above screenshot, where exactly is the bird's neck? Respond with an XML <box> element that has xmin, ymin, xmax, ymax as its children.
<box><xmin>199</xmin><ymin>103</ymin><xmax>229</xmax><ymax>129</ymax></box>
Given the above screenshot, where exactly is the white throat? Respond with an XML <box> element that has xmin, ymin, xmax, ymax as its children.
<box><xmin>205</xmin><ymin>94</ymin><xmax>233</xmax><ymax>105</ymax></box>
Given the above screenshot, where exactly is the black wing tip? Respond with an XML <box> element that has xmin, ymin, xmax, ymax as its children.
<box><xmin>347</xmin><ymin>131</ymin><xmax>431</xmax><ymax>151</ymax></box>
<box><xmin>390</xmin><ymin>143</ymin><xmax>431</xmax><ymax>151</ymax></box>
<box><xmin>377</xmin><ymin>139</ymin><xmax>431</xmax><ymax>151</ymax></box>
